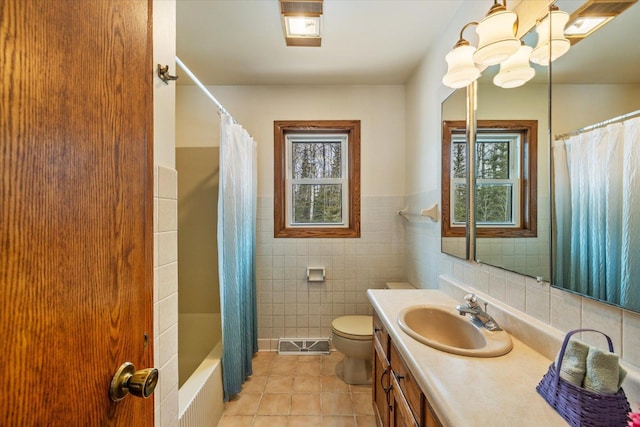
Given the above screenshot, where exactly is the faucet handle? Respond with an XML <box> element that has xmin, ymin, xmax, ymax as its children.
<box><xmin>464</xmin><ymin>293</ymin><xmax>478</xmax><ymax>307</ymax></box>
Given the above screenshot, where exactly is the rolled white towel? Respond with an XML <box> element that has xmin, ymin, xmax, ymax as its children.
<box><xmin>583</xmin><ymin>346</ymin><xmax>622</xmax><ymax>394</ymax></box>
<box><xmin>555</xmin><ymin>338</ymin><xmax>589</xmax><ymax>387</ymax></box>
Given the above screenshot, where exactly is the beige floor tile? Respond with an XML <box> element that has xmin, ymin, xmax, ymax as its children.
<box><xmin>290</xmin><ymin>393</ymin><xmax>321</xmax><ymax>415</ymax></box>
<box><xmin>253</xmin><ymin>415</ymin><xmax>288</xmax><ymax>427</ymax></box>
<box><xmin>349</xmin><ymin>383</ymin><xmax>371</xmax><ymax>393</ymax></box>
<box><xmin>216</xmin><ymin>415</ymin><xmax>254</xmax><ymax>427</ymax></box>
<box><xmin>293</xmin><ymin>375</ymin><xmax>321</xmax><ymax>392</ymax></box>
<box><xmin>355</xmin><ymin>415</ymin><xmax>378</xmax><ymax>427</ymax></box>
<box><xmin>322</xmin><ymin>375</ymin><xmax>350</xmax><ymax>392</ymax></box>
<box><xmin>252</xmin><ymin>360</ymin><xmax>273</xmax><ymax>376</ymax></box>
<box><xmin>288</xmin><ymin>415</ymin><xmax>322</xmax><ymax>427</ymax></box>
<box><xmin>351</xmin><ymin>392</ymin><xmax>374</xmax><ymax>415</ymax></box>
<box><xmin>322</xmin><ymin>415</ymin><xmax>357</xmax><ymax>427</ymax></box>
<box><xmin>265</xmin><ymin>375</ymin><xmax>294</xmax><ymax>393</ymax></box>
<box><xmin>322</xmin><ymin>392</ymin><xmax>354</xmax><ymax>415</ymax></box>
<box><xmin>270</xmin><ymin>358</ymin><xmax>298</xmax><ymax>376</ymax></box>
<box><xmin>257</xmin><ymin>393</ymin><xmax>292</xmax><ymax>415</ymax></box>
<box><xmin>295</xmin><ymin>359</ymin><xmax>322</xmax><ymax>376</ymax></box>
<box><xmin>223</xmin><ymin>393</ymin><xmax>262</xmax><ymax>416</ymax></box>
<box><xmin>242</xmin><ymin>375</ymin><xmax>267</xmax><ymax>393</ymax></box>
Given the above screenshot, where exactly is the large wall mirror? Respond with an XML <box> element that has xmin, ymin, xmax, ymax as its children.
<box><xmin>441</xmin><ymin>0</ymin><xmax>640</xmax><ymax>313</ymax></box>
<box><xmin>551</xmin><ymin>0</ymin><xmax>640</xmax><ymax>312</ymax></box>
<box><xmin>441</xmin><ymin>88</ymin><xmax>468</xmax><ymax>259</ymax></box>
<box><xmin>441</xmin><ymin>20</ymin><xmax>551</xmax><ymax>278</ymax></box>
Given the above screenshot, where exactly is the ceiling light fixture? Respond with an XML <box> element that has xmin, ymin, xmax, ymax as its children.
<box><xmin>529</xmin><ymin>6</ymin><xmax>571</xmax><ymax>66</ymax></box>
<box><xmin>473</xmin><ymin>0</ymin><xmax>520</xmax><ymax>66</ymax></box>
<box><xmin>280</xmin><ymin>0</ymin><xmax>323</xmax><ymax>47</ymax></box>
<box><xmin>564</xmin><ymin>0</ymin><xmax>636</xmax><ymax>45</ymax></box>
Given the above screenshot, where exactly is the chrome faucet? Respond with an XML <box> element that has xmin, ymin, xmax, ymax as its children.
<box><xmin>456</xmin><ymin>293</ymin><xmax>503</xmax><ymax>331</ymax></box>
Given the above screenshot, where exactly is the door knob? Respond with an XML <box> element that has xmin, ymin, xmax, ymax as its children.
<box><xmin>110</xmin><ymin>362</ymin><xmax>158</xmax><ymax>402</ymax></box>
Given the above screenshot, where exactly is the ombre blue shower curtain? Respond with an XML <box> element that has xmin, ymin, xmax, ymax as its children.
<box><xmin>553</xmin><ymin>116</ymin><xmax>640</xmax><ymax>308</ymax></box>
<box><xmin>218</xmin><ymin>113</ymin><xmax>258</xmax><ymax>400</ymax></box>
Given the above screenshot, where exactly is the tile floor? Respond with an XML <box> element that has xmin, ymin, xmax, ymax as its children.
<box><xmin>217</xmin><ymin>351</ymin><xmax>376</xmax><ymax>427</ymax></box>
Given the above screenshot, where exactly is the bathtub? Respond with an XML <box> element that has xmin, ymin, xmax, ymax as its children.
<box><xmin>178</xmin><ymin>313</ymin><xmax>223</xmax><ymax>427</ymax></box>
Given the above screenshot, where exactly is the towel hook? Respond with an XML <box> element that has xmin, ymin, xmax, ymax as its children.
<box><xmin>157</xmin><ymin>64</ymin><xmax>178</xmax><ymax>85</ymax></box>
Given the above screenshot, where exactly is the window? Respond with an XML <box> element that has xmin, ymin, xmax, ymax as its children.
<box><xmin>442</xmin><ymin>120</ymin><xmax>537</xmax><ymax>238</ymax></box>
<box><xmin>274</xmin><ymin>120</ymin><xmax>360</xmax><ymax>238</ymax></box>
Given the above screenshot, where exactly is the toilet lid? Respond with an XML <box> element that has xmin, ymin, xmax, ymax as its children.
<box><xmin>331</xmin><ymin>315</ymin><xmax>373</xmax><ymax>341</ymax></box>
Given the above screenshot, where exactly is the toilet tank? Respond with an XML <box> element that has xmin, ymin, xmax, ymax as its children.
<box><xmin>385</xmin><ymin>282</ymin><xmax>415</xmax><ymax>290</ymax></box>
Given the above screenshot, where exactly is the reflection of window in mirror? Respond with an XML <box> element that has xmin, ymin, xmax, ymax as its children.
<box><xmin>442</xmin><ymin>120</ymin><xmax>538</xmax><ymax>238</ymax></box>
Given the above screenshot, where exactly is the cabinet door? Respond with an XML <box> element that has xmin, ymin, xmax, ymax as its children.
<box><xmin>391</xmin><ymin>374</ymin><xmax>419</xmax><ymax>427</ymax></box>
<box><xmin>391</xmin><ymin>342</ymin><xmax>423</xmax><ymax>421</ymax></box>
<box><xmin>373</xmin><ymin>346</ymin><xmax>391</xmax><ymax>427</ymax></box>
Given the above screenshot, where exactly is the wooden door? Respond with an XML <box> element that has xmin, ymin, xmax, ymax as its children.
<box><xmin>0</xmin><ymin>1</ymin><xmax>154</xmax><ymax>425</ymax></box>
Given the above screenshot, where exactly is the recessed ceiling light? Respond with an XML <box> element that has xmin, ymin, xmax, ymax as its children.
<box><xmin>564</xmin><ymin>16</ymin><xmax>612</xmax><ymax>36</ymax></box>
<box><xmin>564</xmin><ymin>0</ymin><xmax>637</xmax><ymax>45</ymax></box>
<box><xmin>284</xmin><ymin>16</ymin><xmax>320</xmax><ymax>37</ymax></box>
<box><xmin>280</xmin><ymin>0</ymin><xmax>323</xmax><ymax>47</ymax></box>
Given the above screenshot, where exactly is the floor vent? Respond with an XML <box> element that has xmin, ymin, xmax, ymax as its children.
<box><xmin>278</xmin><ymin>338</ymin><xmax>331</xmax><ymax>355</ymax></box>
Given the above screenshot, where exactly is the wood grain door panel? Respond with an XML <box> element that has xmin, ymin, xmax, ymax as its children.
<box><xmin>0</xmin><ymin>1</ymin><xmax>154</xmax><ymax>425</ymax></box>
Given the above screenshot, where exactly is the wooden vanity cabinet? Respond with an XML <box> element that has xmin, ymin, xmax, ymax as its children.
<box><xmin>372</xmin><ymin>311</ymin><xmax>443</xmax><ymax>427</ymax></box>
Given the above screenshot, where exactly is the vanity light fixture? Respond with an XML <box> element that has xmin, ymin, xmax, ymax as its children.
<box><xmin>530</xmin><ymin>6</ymin><xmax>571</xmax><ymax>66</ymax></box>
<box><xmin>442</xmin><ymin>22</ymin><xmax>482</xmax><ymax>89</ymax></box>
<box><xmin>280</xmin><ymin>0</ymin><xmax>323</xmax><ymax>47</ymax></box>
<box><xmin>473</xmin><ymin>0</ymin><xmax>520</xmax><ymax>66</ymax></box>
<box><xmin>493</xmin><ymin>43</ymin><xmax>535</xmax><ymax>88</ymax></box>
<box><xmin>442</xmin><ymin>1</ymin><xmax>572</xmax><ymax>90</ymax></box>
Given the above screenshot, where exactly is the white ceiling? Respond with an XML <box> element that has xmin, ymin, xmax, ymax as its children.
<box><xmin>176</xmin><ymin>0</ymin><xmax>464</xmax><ymax>86</ymax></box>
<box><xmin>176</xmin><ymin>0</ymin><xmax>640</xmax><ymax>87</ymax></box>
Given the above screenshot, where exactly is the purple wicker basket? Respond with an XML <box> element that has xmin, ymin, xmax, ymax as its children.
<box><xmin>536</xmin><ymin>329</ymin><xmax>631</xmax><ymax>427</ymax></box>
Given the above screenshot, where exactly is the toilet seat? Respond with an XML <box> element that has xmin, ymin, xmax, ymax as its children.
<box><xmin>331</xmin><ymin>315</ymin><xmax>373</xmax><ymax>341</ymax></box>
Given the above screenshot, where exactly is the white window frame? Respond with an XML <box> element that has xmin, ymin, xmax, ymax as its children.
<box><xmin>285</xmin><ymin>133</ymin><xmax>349</xmax><ymax>228</ymax></box>
<box><xmin>476</xmin><ymin>132</ymin><xmax>521</xmax><ymax>228</ymax></box>
<box><xmin>450</xmin><ymin>132</ymin><xmax>521</xmax><ymax>228</ymax></box>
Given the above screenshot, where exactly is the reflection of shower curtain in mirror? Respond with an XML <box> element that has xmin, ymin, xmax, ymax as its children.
<box><xmin>553</xmin><ymin>116</ymin><xmax>640</xmax><ymax>308</ymax></box>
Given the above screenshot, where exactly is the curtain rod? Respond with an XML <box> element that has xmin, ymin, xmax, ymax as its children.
<box><xmin>175</xmin><ymin>56</ymin><xmax>237</xmax><ymax>123</ymax></box>
<box><xmin>555</xmin><ymin>109</ymin><xmax>640</xmax><ymax>140</ymax></box>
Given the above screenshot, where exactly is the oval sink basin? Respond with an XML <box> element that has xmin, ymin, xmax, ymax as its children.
<box><xmin>397</xmin><ymin>305</ymin><xmax>512</xmax><ymax>357</ymax></box>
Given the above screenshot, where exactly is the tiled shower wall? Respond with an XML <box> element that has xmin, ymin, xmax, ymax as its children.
<box><xmin>256</xmin><ymin>195</ymin><xmax>407</xmax><ymax>350</ymax></box>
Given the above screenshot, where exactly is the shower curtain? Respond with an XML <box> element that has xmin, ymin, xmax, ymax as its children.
<box><xmin>218</xmin><ymin>113</ymin><xmax>258</xmax><ymax>400</ymax></box>
<box><xmin>553</xmin><ymin>116</ymin><xmax>640</xmax><ymax>308</ymax></box>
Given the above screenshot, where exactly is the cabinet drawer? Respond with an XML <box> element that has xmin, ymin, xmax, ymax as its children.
<box><xmin>390</xmin><ymin>342</ymin><xmax>422</xmax><ymax>423</ymax></box>
<box><xmin>373</xmin><ymin>311</ymin><xmax>389</xmax><ymax>359</ymax></box>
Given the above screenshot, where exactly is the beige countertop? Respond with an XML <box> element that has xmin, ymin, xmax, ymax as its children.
<box><xmin>368</xmin><ymin>289</ymin><xmax>569</xmax><ymax>427</ymax></box>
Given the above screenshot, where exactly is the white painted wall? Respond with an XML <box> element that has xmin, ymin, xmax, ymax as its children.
<box><xmin>178</xmin><ymin>85</ymin><xmax>406</xmax><ymax>197</ymax></box>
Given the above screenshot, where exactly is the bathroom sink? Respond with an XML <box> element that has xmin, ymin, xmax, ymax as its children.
<box><xmin>397</xmin><ymin>305</ymin><xmax>512</xmax><ymax>357</ymax></box>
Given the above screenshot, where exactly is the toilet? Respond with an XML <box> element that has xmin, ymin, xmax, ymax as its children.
<box><xmin>331</xmin><ymin>281</ymin><xmax>415</xmax><ymax>384</ymax></box>
<box><xmin>331</xmin><ymin>315</ymin><xmax>373</xmax><ymax>384</ymax></box>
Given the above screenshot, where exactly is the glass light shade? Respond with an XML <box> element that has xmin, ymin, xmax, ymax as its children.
<box><xmin>530</xmin><ymin>10</ymin><xmax>570</xmax><ymax>66</ymax></box>
<box><xmin>442</xmin><ymin>44</ymin><xmax>481</xmax><ymax>88</ymax></box>
<box><xmin>473</xmin><ymin>10</ymin><xmax>520</xmax><ymax>66</ymax></box>
<box><xmin>493</xmin><ymin>44</ymin><xmax>535</xmax><ymax>88</ymax></box>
